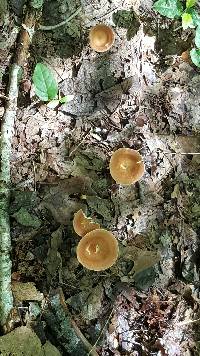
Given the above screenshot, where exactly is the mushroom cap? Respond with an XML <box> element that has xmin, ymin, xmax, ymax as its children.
<box><xmin>76</xmin><ymin>229</ymin><xmax>119</xmax><ymax>271</ymax></box>
<box><xmin>73</xmin><ymin>209</ymin><xmax>100</xmax><ymax>237</ymax></box>
<box><xmin>109</xmin><ymin>148</ymin><xmax>145</xmax><ymax>185</ymax></box>
<box><xmin>181</xmin><ymin>50</ymin><xmax>190</xmax><ymax>63</ymax></box>
<box><xmin>89</xmin><ymin>24</ymin><xmax>115</xmax><ymax>52</ymax></box>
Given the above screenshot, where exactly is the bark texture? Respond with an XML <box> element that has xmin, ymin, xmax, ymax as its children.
<box><xmin>0</xmin><ymin>3</ymin><xmax>42</xmax><ymax>328</ymax></box>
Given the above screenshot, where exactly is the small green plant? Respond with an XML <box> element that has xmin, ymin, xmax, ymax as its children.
<box><xmin>32</xmin><ymin>63</ymin><xmax>74</xmax><ymax>107</ymax></box>
<box><xmin>153</xmin><ymin>0</ymin><xmax>200</xmax><ymax>67</ymax></box>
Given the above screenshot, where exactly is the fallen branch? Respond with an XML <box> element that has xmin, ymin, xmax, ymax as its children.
<box><xmin>0</xmin><ymin>2</ymin><xmax>43</xmax><ymax>329</ymax></box>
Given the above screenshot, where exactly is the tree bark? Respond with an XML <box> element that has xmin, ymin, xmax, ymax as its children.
<box><xmin>0</xmin><ymin>3</ymin><xmax>42</xmax><ymax>329</ymax></box>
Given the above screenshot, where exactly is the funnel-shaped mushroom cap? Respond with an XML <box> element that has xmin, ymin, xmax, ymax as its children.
<box><xmin>73</xmin><ymin>209</ymin><xmax>100</xmax><ymax>237</ymax></box>
<box><xmin>89</xmin><ymin>24</ymin><xmax>115</xmax><ymax>52</ymax></box>
<box><xmin>76</xmin><ymin>229</ymin><xmax>119</xmax><ymax>271</ymax></box>
<box><xmin>109</xmin><ymin>148</ymin><xmax>145</xmax><ymax>185</ymax></box>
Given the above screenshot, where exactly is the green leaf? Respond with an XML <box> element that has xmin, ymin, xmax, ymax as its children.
<box><xmin>182</xmin><ymin>12</ymin><xmax>195</xmax><ymax>29</ymax></box>
<box><xmin>190</xmin><ymin>48</ymin><xmax>200</xmax><ymax>67</ymax></box>
<box><xmin>153</xmin><ymin>0</ymin><xmax>183</xmax><ymax>19</ymax></box>
<box><xmin>33</xmin><ymin>63</ymin><xmax>58</xmax><ymax>101</ymax></box>
<box><xmin>186</xmin><ymin>0</ymin><xmax>197</xmax><ymax>8</ymax></box>
<box><xmin>47</xmin><ymin>99</ymin><xmax>60</xmax><ymax>109</ymax></box>
<box><xmin>59</xmin><ymin>95</ymin><xmax>74</xmax><ymax>104</ymax></box>
<box><xmin>195</xmin><ymin>26</ymin><xmax>200</xmax><ymax>47</ymax></box>
<box><xmin>189</xmin><ymin>8</ymin><xmax>200</xmax><ymax>26</ymax></box>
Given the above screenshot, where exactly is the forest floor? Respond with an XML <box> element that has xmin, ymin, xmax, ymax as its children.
<box><xmin>0</xmin><ymin>0</ymin><xmax>200</xmax><ymax>355</ymax></box>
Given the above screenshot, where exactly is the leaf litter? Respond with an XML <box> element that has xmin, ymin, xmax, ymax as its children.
<box><xmin>1</xmin><ymin>0</ymin><xmax>200</xmax><ymax>355</ymax></box>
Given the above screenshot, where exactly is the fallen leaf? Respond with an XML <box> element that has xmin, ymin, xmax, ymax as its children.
<box><xmin>12</xmin><ymin>282</ymin><xmax>43</xmax><ymax>302</ymax></box>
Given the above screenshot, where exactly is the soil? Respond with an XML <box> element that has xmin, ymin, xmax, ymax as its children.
<box><xmin>0</xmin><ymin>0</ymin><xmax>200</xmax><ymax>355</ymax></box>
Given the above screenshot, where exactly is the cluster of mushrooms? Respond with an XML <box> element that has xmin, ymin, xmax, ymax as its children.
<box><xmin>73</xmin><ymin>24</ymin><xmax>145</xmax><ymax>271</ymax></box>
<box><xmin>74</xmin><ymin>146</ymin><xmax>144</xmax><ymax>271</ymax></box>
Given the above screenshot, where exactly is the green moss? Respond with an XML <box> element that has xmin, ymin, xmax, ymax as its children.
<box><xmin>12</xmin><ymin>207</ymin><xmax>42</xmax><ymax>228</ymax></box>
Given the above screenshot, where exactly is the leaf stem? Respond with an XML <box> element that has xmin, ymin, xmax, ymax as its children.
<box><xmin>174</xmin><ymin>25</ymin><xmax>182</xmax><ymax>32</ymax></box>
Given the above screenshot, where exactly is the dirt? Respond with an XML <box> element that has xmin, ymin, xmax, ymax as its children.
<box><xmin>1</xmin><ymin>0</ymin><xmax>200</xmax><ymax>355</ymax></box>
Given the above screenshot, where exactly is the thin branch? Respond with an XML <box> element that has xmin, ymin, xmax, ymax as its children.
<box><xmin>176</xmin><ymin>318</ymin><xmax>200</xmax><ymax>326</ymax></box>
<box><xmin>59</xmin><ymin>289</ymin><xmax>99</xmax><ymax>356</ymax></box>
<box><xmin>69</xmin><ymin>129</ymin><xmax>91</xmax><ymax>157</ymax></box>
<box><xmin>71</xmin><ymin>319</ymin><xmax>99</xmax><ymax>356</ymax></box>
<box><xmin>88</xmin><ymin>309</ymin><xmax>114</xmax><ymax>355</ymax></box>
<box><xmin>39</xmin><ymin>6</ymin><xmax>82</xmax><ymax>31</ymax></box>
<box><xmin>0</xmin><ymin>2</ymin><xmax>43</xmax><ymax>329</ymax></box>
<box><xmin>158</xmin><ymin>151</ymin><xmax>200</xmax><ymax>155</ymax></box>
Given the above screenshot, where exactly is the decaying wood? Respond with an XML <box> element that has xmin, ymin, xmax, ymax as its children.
<box><xmin>0</xmin><ymin>2</ymin><xmax>42</xmax><ymax>329</ymax></box>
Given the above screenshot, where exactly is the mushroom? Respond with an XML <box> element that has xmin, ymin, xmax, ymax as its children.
<box><xmin>73</xmin><ymin>209</ymin><xmax>100</xmax><ymax>237</ymax></box>
<box><xmin>76</xmin><ymin>229</ymin><xmax>119</xmax><ymax>271</ymax></box>
<box><xmin>89</xmin><ymin>24</ymin><xmax>115</xmax><ymax>52</ymax></box>
<box><xmin>109</xmin><ymin>148</ymin><xmax>145</xmax><ymax>185</ymax></box>
<box><xmin>181</xmin><ymin>50</ymin><xmax>190</xmax><ymax>63</ymax></box>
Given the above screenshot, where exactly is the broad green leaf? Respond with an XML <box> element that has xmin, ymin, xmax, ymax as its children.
<box><xmin>153</xmin><ymin>0</ymin><xmax>183</xmax><ymax>19</ymax></box>
<box><xmin>190</xmin><ymin>48</ymin><xmax>200</xmax><ymax>67</ymax></box>
<box><xmin>182</xmin><ymin>12</ymin><xmax>195</xmax><ymax>29</ymax></box>
<box><xmin>59</xmin><ymin>95</ymin><xmax>74</xmax><ymax>104</ymax></box>
<box><xmin>189</xmin><ymin>8</ymin><xmax>200</xmax><ymax>26</ymax></box>
<box><xmin>33</xmin><ymin>63</ymin><xmax>58</xmax><ymax>101</ymax></box>
<box><xmin>195</xmin><ymin>26</ymin><xmax>200</xmax><ymax>47</ymax></box>
<box><xmin>186</xmin><ymin>0</ymin><xmax>197</xmax><ymax>8</ymax></box>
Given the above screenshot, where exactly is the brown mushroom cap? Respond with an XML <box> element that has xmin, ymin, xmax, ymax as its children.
<box><xmin>89</xmin><ymin>24</ymin><xmax>115</xmax><ymax>52</ymax></box>
<box><xmin>76</xmin><ymin>229</ymin><xmax>119</xmax><ymax>271</ymax></box>
<box><xmin>181</xmin><ymin>50</ymin><xmax>191</xmax><ymax>63</ymax></box>
<box><xmin>73</xmin><ymin>209</ymin><xmax>100</xmax><ymax>237</ymax></box>
<box><xmin>109</xmin><ymin>148</ymin><xmax>145</xmax><ymax>185</ymax></box>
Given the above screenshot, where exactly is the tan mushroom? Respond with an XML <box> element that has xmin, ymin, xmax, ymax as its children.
<box><xmin>89</xmin><ymin>24</ymin><xmax>115</xmax><ymax>52</ymax></box>
<box><xmin>109</xmin><ymin>148</ymin><xmax>145</xmax><ymax>185</ymax></box>
<box><xmin>76</xmin><ymin>229</ymin><xmax>119</xmax><ymax>271</ymax></box>
<box><xmin>181</xmin><ymin>50</ymin><xmax>190</xmax><ymax>63</ymax></box>
<box><xmin>73</xmin><ymin>209</ymin><xmax>100</xmax><ymax>237</ymax></box>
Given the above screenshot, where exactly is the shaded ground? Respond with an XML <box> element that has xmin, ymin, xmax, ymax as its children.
<box><xmin>0</xmin><ymin>0</ymin><xmax>200</xmax><ymax>355</ymax></box>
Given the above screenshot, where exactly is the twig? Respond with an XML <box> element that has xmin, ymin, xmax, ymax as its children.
<box><xmin>176</xmin><ymin>318</ymin><xmax>200</xmax><ymax>326</ymax></box>
<box><xmin>39</xmin><ymin>6</ymin><xmax>82</xmax><ymax>31</ymax></box>
<box><xmin>174</xmin><ymin>25</ymin><xmax>182</xmax><ymax>32</ymax></box>
<box><xmin>0</xmin><ymin>2</ymin><xmax>43</xmax><ymax>329</ymax></box>
<box><xmin>88</xmin><ymin>309</ymin><xmax>114</xmax><ymax>355</ymax></box>
<box><xmin>159</xmin><ymin>151</ymin><xmax>200</xmax><ymax>155</ymax></box>
<box><xmin>71</xmin><ymin>319</ymin><xmax>99</xmax><ymax>356</ymax></box>
<box><xmin>69</xmin><ymin>128</ymin><xmax>91</xmax><ymax>157</ymax></box>
<box><xmin>59</xmin><ymin>289</ymin><xmax>99</xmax><ymax>356</ymax></box>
